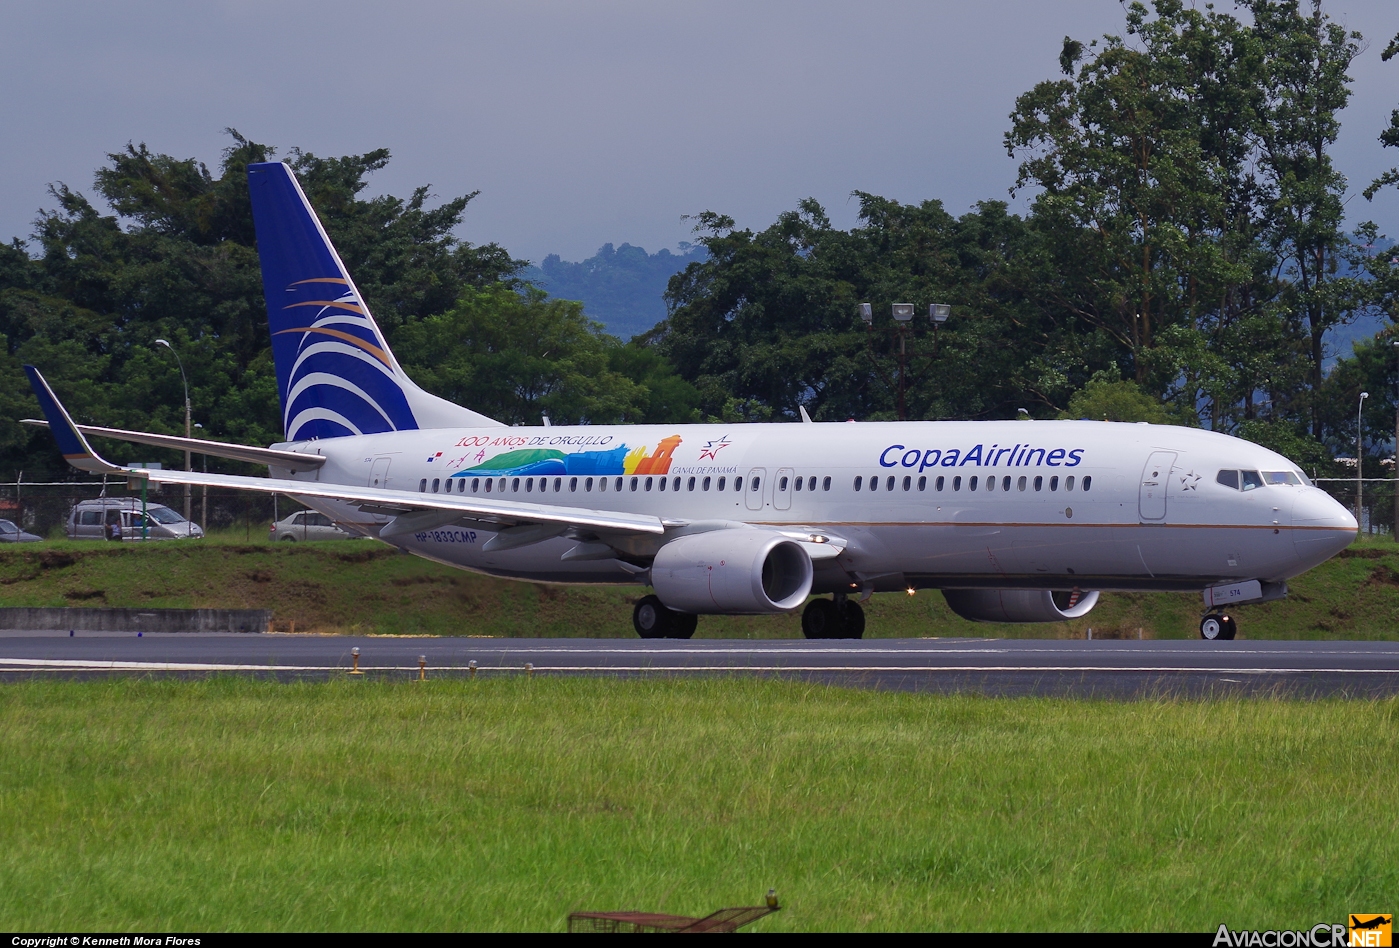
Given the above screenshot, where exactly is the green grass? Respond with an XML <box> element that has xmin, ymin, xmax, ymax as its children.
<box><xmin>0</xmin><ymin>677</ymin><xmax>1393</xmax><ymax>931</ymax></box>
<box><xmin>1</xmin><ymin>533</ymin><xmax>1396</xmax><ymax>638</ymax></box>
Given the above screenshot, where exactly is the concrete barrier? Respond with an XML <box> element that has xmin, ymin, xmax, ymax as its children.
<box><xmin>0</xmin><ymin>607</ymin><xmax>270</xmax><ymax>633</ymax></box>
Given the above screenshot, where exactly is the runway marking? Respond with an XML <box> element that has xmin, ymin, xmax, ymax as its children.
<box><xmin>3</xmin><ymin>658</ymin><xmax>1399</xmax><ymax>675</ymax></box>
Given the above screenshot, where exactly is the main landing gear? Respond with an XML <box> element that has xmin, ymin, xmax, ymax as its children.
<box><xmin>633</xmin><ymin>595</ymin><xmax>698</xmax><ymax>639</ymax></box>
<box><xmin>801</xmin><ymin>595</ymin><xmax>866</xmax><ymax>640</ymax></box>
<box><xmin>1199</xmin><ymin>613</ymin><xmax>1237</xmax><ymax>641</ymax></box>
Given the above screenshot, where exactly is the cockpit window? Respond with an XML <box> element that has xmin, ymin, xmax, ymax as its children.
<box><xmin>1263</xmin><ymin>470</ymin><xmax>1301</xmax><ymax>486</ymax></box>
<box><xmin>1216</xmin><ymin>470</ymin><xmax>1240</xmax><ymax>490</ymax></box>
<box><xmin>1240</xmin><ymin>470</ymin><xmax>1264</xmax><ymax>491</ymax></box>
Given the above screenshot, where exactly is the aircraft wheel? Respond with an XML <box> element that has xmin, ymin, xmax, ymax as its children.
<box><xmin>1200</xmin><ymin>613</ymin><xmax>1227</xmax><ymax>640</ymax></box>
<box><xmin>802</xmin><ymin>598</ymin><xmax>839</xmax><ymax>639</ymax></box>
<box><xmin>670</xmin><ymin>612</ymin><xmax>698</xmax><ymax>640</ymax></box>
<box><xmin>633</xmin><ymin>595</ymin><xmax>671</xmax><ymax>639</ymax></box>
<box><xmin>840</xmin><ymin>600</ymin><xmax>866</xmax><ymax>640</ymax></box>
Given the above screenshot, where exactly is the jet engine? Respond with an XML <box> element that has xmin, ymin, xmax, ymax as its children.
<box><xmin>942</xmin><ymin>588</ymin><xmax>1100</xmax><ymax>623</ymax></box>
<box><xmin>651</xmin><ymin>530</ymin><xmax>813</xmax><ymax>614</ymax></box>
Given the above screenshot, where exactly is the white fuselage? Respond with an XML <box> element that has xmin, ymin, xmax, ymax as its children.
<box><xmin>268</xmin><ymin>419</ymin><xmax>1356</xmax><ymax>595</ymax></box>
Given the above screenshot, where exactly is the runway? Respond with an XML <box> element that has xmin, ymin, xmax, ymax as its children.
<box><xmin>3</xmin><ymin>632</ymin><xmax>1399</xmax><ymax>696</ymax></box>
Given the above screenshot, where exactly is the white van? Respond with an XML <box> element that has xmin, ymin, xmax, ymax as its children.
<box><xmin>66</xmin><ymin>498</ymin><xmax>203</xmax><ymax>541</ymax></box>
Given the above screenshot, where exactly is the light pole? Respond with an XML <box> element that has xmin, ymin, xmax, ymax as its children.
<box><xmin>194</xmin><ymin>422</ymin><xmax>207</xmax><ymax>534</ymax></box>
<box><xmin>1392</xmin><ymin>342</ymin><xmax>1399</xmax><ymax>542</ymax></box>
<box><xmin>860</xmin><ymin>302</ymin><xmax>951</xmax><ymax>421</ymax></box>
<box><xmin>1358</xmin><ymin>390</ymin><xmax>1369</xmax><ymax>533</ymax></box>
<box><xmin>155</xmin><ymin>339</ymin><xmax>192</xmax><ymax>531</ymax></box>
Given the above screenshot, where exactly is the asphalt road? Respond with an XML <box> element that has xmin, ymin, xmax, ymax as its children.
<box><xmin>3</xmin><ymin>632</ymin><xmax>1399</xmax><ymax>697</ymax></box>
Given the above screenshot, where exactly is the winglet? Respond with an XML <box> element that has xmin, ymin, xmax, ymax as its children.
<box><xmin>23</xmin><ymin>366</ymin><xmax>125</xmax><ymax>474</ymax></box>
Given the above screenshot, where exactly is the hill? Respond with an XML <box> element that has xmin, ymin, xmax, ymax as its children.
<box><xmin>523</xmin><ymin>243</ymin><xmax>706</xmax><ymax>340</ymax></box>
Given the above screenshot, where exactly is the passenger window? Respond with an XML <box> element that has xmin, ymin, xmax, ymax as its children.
<box><xmin>420</xmin><ymin>478</ymin><xmax>427</xmax><ymax>492</ymax></box>
<box><xmin>752</xmin><ymin>477</ymin><xmax>761</xmax><ymax>491</ymax></box>
<box><xmin>484</xmin><ymin>479</ymin><xmax>493</xmax><ymax>493</ymax></box>
<box><xmin>870</xmin><ymin>476</ymin><xmax>878</xmax><ymax>492</ymax></box>
<box><xmin>1083</xmin><ymin>475</ymin><xmax>1092</xmax><ymax>491</ymax></box>
<box><xmin>658</xmin><ymin>476</ymin><xmax>666</xmax><ymax>491</ymax></box>
<box><xmin>569</xmin><ymin>477</ymin><xmax>578</xmax><ymax>492</ymax></box>
<box><xmin>854</xmin><ymin>476</ymin><xmax>863</xmax><ymax>491</ymax></box>
<box><xmin>1050</xmin><ymin>476</ymin><xmax>1059</xmax><ymax>491</ymax></box>
<box><xmin>918</xmin><ymin>475</ymin><xmax>926</xmax><ymax>491</ymax></box>
<box><xmin>733</xmin><ymin>477</ymin><xmax>742</xmax><ymax>491</ymax></box>
<box><xmin>599</xmin><ymin>477</ymin><xmax>607</xmax><ymax>492</ymax></box>
<box><xmin>1241</xmin><ymin>471</ymin><xmax>1264</xmax><ymax>491</ymax></box>
<box><xmin>645</xmin><ymin>476</ymin><xmax>653</xmax><ymax>491</ymax></box>
<box><xmin>1002</xmin><ymin>476</ymin><xmax>1011</xmax><ymax>491</ymax></box>
<box><xmin>555</xmin><ymin>477</ymin><xmax>562</xmax><ymax>492</ymax></box>
<box><xmin>886</xmin><ymin>476</ymin><xmax>895</xmax><ymax>491</ymax></box>
<box><xmin>1018</xmin><ymin>476</ymin><xmax>1026</xmax><ymax>491</ymax></box>
<box><xmin>1216</xmin><ymin>470</ymin><xmax>1240</xmax><ymax>490</ymax></box>
<box><xmin>779</xmin><ymin>476</ymin><xmax>788</xmax><ymax>491</ymax></box>
<box><xmin>986</xmin><ymin>476</ymin><xmax>995</xmax><ymax>492</ymax></box>
<box><xmin>615</xmin><ymin>477</ymin><xmax>623</xmax><ymax>491</ymax></box>
<box><xmin>431</xmin><ymin>478</ymin><xmax>440</xmax><ymax>493</ymax></box>
<box><xmin>1034</xmin><ymin>476</ymin><xmax>1043</xmax><ymax>491</ymax></box>
<box><xmin>936</xmin><ymin>476</ymin><xmax>945</xmax><ymax>491</ymax></box>
<box><xmin>585</xmin><ymin>477</ymin><xmax>594</xmax><ymax>491</ymax></box>
<box><xmin>717</xmin><ymin>476</ymin><xmax>726</xmax><ymax>491</ymax></box>
<box><xmin>969</xmin><ymin>475</ymin><xmax>978</xmax><ymax>491</ymax></box>
<box><xmin>472</xmin><ymin>478</ymin><xmax>481</xmax><ymax>492</ymax></box>
<box><xmin>703</xmin><ymin>476</ymin><xmax>712</xmax><ymax>491</ymax></box>
<box><xmin>823</xmin><ymin>476</ymin><xmax>831</xmax><ymax>491</ymax></box>
<box><xmin>674</xmin><ymin>477</ymin><xmax>682</xmax><ymax>491</ymax></box>
<box><xmin>953</xmin><ymin>476</ymin><xmax>961</xmax><ymax>491</ymax></box>
<box><xmin>499</xmin><ymin>478</ymin><xmax>507</xmax><ymax>493</ymax></box>
<box><xmin>1066</xmin><ymin>476</ymin><xmax>1074</xmax><ymax>491</ymax></box>
<box><xmin>526</xmin><ymin>478</ymin><xmax>534</xmax><ymax>492</ymax></box>
<box><xmin>688</xmin><ymin>476</ymin><xmax>696</xmax><ymax>491</ymax></box>
<box><xmin>793</xmin><ymin>477</ymin><xmax>802</xmax><ymax>492</ymax></box>
<box><xmin>630</xmin><ymin>477</ymin><xmax>638</xmax><ymax>491</ymax></box>
<box><xmin>902</xmin><ymin>476</ymin><xmax>911</xmax><ymax>491</ymax></box>
<box><xmin>512</xmin><ymin>478</ymin><xmax>520</xmax><ymax>492</ymax></box>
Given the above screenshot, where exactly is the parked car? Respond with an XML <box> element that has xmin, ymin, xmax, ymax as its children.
<box><xmin>270</xmin><ymin>510</ymin><xmax>356</xmax><ymax>541</ymax></box>
<box><xmin>66</xmin><ymin>498</ymin><xmax>203</xmax><ymax>541</ymax></box>
<box><xmin>0</xmin><ymin>519</ymin><xmax>42</xmax><ymax>543</ymax></box>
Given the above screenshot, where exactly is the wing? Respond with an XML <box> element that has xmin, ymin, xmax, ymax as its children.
<box><xmin>22</xmin><ymin>365</ymin><xmax>664</xmax><ymax>538</ymax></box>
<box><xmin>20</xmin><ymin>419</ymin><xmax>325</xmax><ymax>470</ymax></box>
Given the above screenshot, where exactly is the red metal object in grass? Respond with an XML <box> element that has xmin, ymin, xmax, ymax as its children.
<box><xmin>568</xmin><ymin>892</ymin><xmax>780</xmax><ymax>933</ymax></box>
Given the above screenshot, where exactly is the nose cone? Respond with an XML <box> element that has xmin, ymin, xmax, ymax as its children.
<box><xmin>1292</xmin><ymin>489</ymin><xmax>1357</xmax><ymax>567</ymax></box>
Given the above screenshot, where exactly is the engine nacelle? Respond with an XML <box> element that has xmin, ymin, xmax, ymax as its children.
<box><xmin>942</xmin><ymin>588</ymin><xmax>1100</xmax><ymax>623</ymax></box>
<box><xmin>651</xmin><ymin>530</ymin><xmax>813</xmax><ymax>614</ymax></box>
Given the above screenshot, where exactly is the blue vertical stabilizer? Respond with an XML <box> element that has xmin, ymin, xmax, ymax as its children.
<box><xmin>247</xmin><ymin>162</ymin><xmax>501</xmax><ymax>440</ymax></box>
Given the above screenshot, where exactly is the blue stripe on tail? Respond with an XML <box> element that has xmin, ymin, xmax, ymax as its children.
<box><xmin>247</xmin><ymin>161</ymin><xmax>419</xmax><ymax>441</ymax></box>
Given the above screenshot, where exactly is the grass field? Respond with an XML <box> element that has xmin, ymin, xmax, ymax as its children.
<box><xmin>0</xmin><ymin>677</ymin><xmax>1393</xmax><ymax>931</ymax></box>
<box><xmin>1</xmin><ymin>532</ymin><xmax>1397</xmax><ymax>639</ymax></box>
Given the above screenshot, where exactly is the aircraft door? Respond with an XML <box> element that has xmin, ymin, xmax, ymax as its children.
<box><xmin>368</xmin><ymin>457</ymin><xmax>392</xmax><ymax>524</ymax></box>
<box><xmin>745</xmin><ymin>468</ymin><xmax>767</xmax><ymax>511</ymax></box>
<box><xmin>369</xmin><ymin>457</ymin><xmax>392</xmax><ymax>489</ymax></box>
<box><xmin>774</xmin><ymin>467</ymin><xmax>794</xmax><ymax>511</ymax></box>
<box><xmin>1139</xmin><ymin>451</ymin><xmax>1177</xmax><ymax>521</ymax></box>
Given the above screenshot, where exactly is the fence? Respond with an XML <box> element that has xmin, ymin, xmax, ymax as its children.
<box><xmin>1313</xmin><ymin>479</ymin><xmax>1397</xmax><ymax>536</ymax></box>
<box><xmin>0</xmin><ymin>479</ymin><xmax>310</xmax><ymax>539</ymax></box>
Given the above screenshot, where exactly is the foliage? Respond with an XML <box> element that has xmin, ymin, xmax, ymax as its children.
<box><xmin>1058</xmin><ymin>373</ymin><xmax>1173</xmax><ymax>423</ymax></box>
<box><xmin>393</xmin><ymin>284</ymin><xmax>699</xmax><ymax>426</ymax></box>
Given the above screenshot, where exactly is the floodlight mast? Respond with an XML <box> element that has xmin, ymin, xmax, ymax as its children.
<box><xmin>155</xmin><ymin>338</ymin><xmax>192</xmax><ymax>532</ymax></box>
<box><xmin>856</xmin><ymin>301</ymin><xmax>951</xmax><ymax>420</ymax></box>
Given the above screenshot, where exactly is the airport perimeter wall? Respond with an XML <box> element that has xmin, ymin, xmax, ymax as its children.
<box><xmin>0</xmin><ymin>607</ymin><xmax>271</xmax><ymax>633</ymax></box>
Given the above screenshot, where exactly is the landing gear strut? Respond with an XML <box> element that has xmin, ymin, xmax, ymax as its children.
<box><xmin>802</xmin><ymin>595</ymin><xmax>865</xmax><ymax>640</ymax></box>
<box><xmin>633</xmin><ymin>595</ymin><xmax>697</xmax><ymax>639</ymax></box>
<box><xmin>1199</xmin><ymin>613</ymin><xmax>1237</xmax><ymax>641</ymax></box>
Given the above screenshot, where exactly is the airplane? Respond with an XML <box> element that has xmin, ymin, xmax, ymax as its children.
<box><xmin>21</xmin><ymin>161</ymin><xmax>1359</xmax><ymax>641</ymax></box>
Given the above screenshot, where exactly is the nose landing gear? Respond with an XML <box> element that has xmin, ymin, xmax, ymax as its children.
<box><xmin>802</xmin><ymin>595</ymin><xmax>866</xmax><ymax>639</ymax></box>
<box><xmin>1199</xmin><ymin>613</ymin><xmax>1237</xmax><ymax>641</ymax></box>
